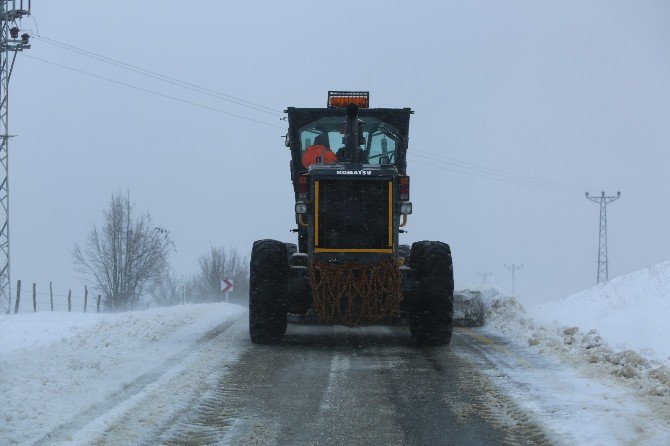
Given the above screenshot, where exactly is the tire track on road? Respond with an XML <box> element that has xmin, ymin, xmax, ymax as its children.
<box><xmin>159</xmin><ymin>324</ymin><xmax>553</xmax><ymax>446</ymax></box>
<box><xmin>161</xmin><ymin>324</ymin><xmax>341</xmax><ymax>446</ymax></box>
<box><xmin>33</xmin><ymin>316</ymin><xmax>244</xmax><ymax>446</ymax></box>
<box><xmin>447</xmin><ymin>329</ymin><xmax>565</xmax><ymax>446</ymax></box>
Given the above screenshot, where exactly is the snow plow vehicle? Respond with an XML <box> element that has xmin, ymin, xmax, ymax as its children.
<box><xmin>250</xmin><ymin>91</ymin><xmax>459</xmax><ymax>345</ymax></box>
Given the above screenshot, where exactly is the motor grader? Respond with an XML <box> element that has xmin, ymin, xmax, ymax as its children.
<box><xmin>249</xmin><ymin>91</ymin><xmax>457</xmax><ymax>345</ymax></box>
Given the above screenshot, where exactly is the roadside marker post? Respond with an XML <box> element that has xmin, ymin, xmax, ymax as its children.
<box><xmin>221</xmin><ymin>278</ymin><xmax>234</xmax><ymax>303</ymax></box>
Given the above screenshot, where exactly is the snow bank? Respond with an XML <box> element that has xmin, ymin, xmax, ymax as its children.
<box><xmin>532</xmin><ymin>261</ymin><xmax>670</xmax><ymax>363</ymax></box>
<box><xmin>480</xmin><ymin>284</ymin><xmax>670</xmax><ymax>402</ymax></box>
<box><xmin>0</xmin><ymin>303</ymin><xmax>245</xmax><ymax>446</ymax></box>
<box><xmin>0</xmin><ymin>311</ymin><xmax>109</xmax><ymax>355</ymax></box>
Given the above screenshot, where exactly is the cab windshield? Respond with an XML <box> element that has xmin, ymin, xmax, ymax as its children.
<box><xmin>299</xmin><ymin>117</ymin><xmax>400</xmax><ymax>165</ymax></box>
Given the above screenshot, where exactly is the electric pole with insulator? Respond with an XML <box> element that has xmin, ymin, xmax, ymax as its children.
<box><xmin>586</xmin><ymin>191</ymin><xmax>621</xmax><ymax>284</ymax></box>
<box><xmin>0</xmin><ymin>0</ymin><xmax>31</xmax><ymax>314</ymax></box>
<box><xmin>477</xmin><ymin>271</ymin><xmax>492</xmax><ymax>285</ymax></box>
<box><xmin>504</xmin><ymin>264</ymin><xmax>522</xmax><ymax>296</ymax></box>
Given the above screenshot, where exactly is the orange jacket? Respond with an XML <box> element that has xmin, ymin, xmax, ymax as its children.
<box><xmin>302</xmin><ymin>145</ymin><xmax>338</xmax><ymax>168</ymax></box>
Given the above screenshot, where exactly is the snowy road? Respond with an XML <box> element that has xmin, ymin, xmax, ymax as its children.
<box><xmin>3</xmin><ymin>304</ymin><xmax>669</xmax><ymax>446</ymax></box>
<box><xmin>152</xmin><ymin>323</ymin><xmax>668</xmax><ymax>446</ymax></box>
<box><xmin>157</xmin><ymin>324</ymin><xmax>535</xmax><ymax>446</ymax></box>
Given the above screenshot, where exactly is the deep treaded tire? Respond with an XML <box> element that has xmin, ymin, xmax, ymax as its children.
<box><xmin>249</xmin><ymin>239</ymin><xmax>289</xmax><ymax>344</ymax></box>
<box><xmin>285</xmin><ymin>242</ymin><xmax>298</xmax><ymax>263</ymax></box>
<box><xmin>408</xmin><ymin>241</ymin><xmax>454</xmax><ymax>346</ymax></box>
<box><xmin>398</xmin><ymin>244</ymin><xmax>411</xmax><ymax>262</ymax></box>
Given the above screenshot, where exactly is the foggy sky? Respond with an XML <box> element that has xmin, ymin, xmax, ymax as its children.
<box><xmin>9</xmin><ymin>1</ymin><xmax>670</xmax><ymax>306</ymax></box>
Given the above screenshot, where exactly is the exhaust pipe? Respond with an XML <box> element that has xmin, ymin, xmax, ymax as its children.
<box><xmin>344</xmin><ymin>104</ymin><xmax>360</xmax><ymax>164</ymax></box>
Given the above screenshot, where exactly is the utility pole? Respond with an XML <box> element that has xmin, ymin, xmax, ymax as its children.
<box><xmin>477</xmin><ymin>271</ymin><xmax>492</xmax><ymax>285</ymax></box>
<box><xmin>504</xmin><ymin>264</ymin><xmax>523</xmax><ymax>295</ymax></box>
<box><xmin>586</xmin><ymin>191</ymin><xmax>621</xmax><ymax>284</ymax></box>
<box><xmin>0</xmin><ymin>1</ymin><xmax>31</xmax><ymax>314</ymax></box>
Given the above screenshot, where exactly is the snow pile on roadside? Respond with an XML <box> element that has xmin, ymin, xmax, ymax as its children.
<box><xmin>0</xmin><ymin>303</ymin><xmax>245</xmax><ymax>446</ymax></box>
<box><xmin>532</xmin><ymin>261</ymin><xmax>670</xmax><ymax>364</ymax></box>
<box><xmin>478</xmin><ymin>286</ymin><xmax>535</xmax><ymax>340</ymax></box>
<box><xmin>479</xmin><ymin>284</ymin><xmax>670</xmax><ymax>401</ymax></box>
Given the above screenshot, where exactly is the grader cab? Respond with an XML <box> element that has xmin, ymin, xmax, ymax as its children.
<box><xmin>249</xmin><ymin>92</ymin><xmax>456</xmax><ymax>345</ymax></box>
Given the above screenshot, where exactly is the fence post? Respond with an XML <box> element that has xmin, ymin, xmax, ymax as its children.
<box><xmin>50</xmin><ymin>282</ymin><xmax>53</xmax><ymax>311</ymax></box>
<box><xmin>97</xmin><ymin>294</ymin><xmax>101</xmax><ymax>313</ymax></box>
<box><xmin>14</xmin><ymin>280</ymin><xmax>21</xmax><ymax>314</ymax></box>
<box><xmin>68</xmin><ymin>290</ymin><xmax>71</xmax><ymax>312</ymax></box>
<box><xmin>84</xmin><ymin>285</ymin><xmax>88</xmax><ymax>313</ymax></box>
<box><xmin>32</xmin><ymin>283</ymin><xmax>36</xmax><ymax>313</ymax></box>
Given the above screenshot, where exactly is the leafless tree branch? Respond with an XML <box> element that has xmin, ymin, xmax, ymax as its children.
<box><xmin>73</xmin><ymin>192</ymin><xmax>173</xmax><ymax>311</ymax></box>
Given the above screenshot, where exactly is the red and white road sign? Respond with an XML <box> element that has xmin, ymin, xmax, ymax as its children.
<box><xmin>221</xmin><ymin>278</ymin><xmax>234</xmax><ymax>293</ymax></box>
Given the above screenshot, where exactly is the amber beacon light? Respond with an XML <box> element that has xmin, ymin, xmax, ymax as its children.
<box><xmin>327</xmin><ymin>91</ymin><xmax>370</xmax><ymax>109</ymax></box>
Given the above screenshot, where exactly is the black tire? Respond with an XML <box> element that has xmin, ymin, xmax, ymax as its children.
<box><xmin>407</xmin><ymin>241</ymin><xmax>454</xmax><ymax>346</ymax></box>
<box><xmin>474</xmin><ymin>299</ymin><xmax>485</xmax><ymax>327</ymax></box>
<box><xmin>285</xmin><ymin>242</ymin><xmax>298</xmax><ymax>263</ymax></box>
<box><xmin>398</xmin><ymin>244</ymin><xmax>411</xmax><ymax>261</ymax></box>
<box><xmin>249</xmin><ymin>239</ymin><xmax>289</xmax><ymax>344</ymax></box>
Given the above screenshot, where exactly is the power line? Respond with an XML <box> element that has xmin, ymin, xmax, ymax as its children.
<box><xmin>407</xmin><ymin>156</ymin><xmax>573</xmax><ymax>191</ymax></box>
<box><xmin>21</xmin><ymin>54</ymin><xmax>286</xmax><ymax>130</ymax></box>
<box><xmin>409</xmin><ymin>150</ymin><xmax>580</xmax><ymax>191</ymax></box>
<box><xmin>24</xmin><ymin>51</ymin><xmax>563</xmax><ymax>192</ymax></box>
<box><xmin>21</xmin><ymin>36</ymin><xmax>589</xmax><ymax>194</ymax></box>
<box><xmin>585</xmin><ymin>191</ymin><xmax>621</xmax><ymax>284</ymax></box>
<box><xmin>18</xmin><ymin>52</ymin><xmax>582</xmax><ymax>195</ymax></box>
<box><xmin>24</xmin><ymin>35</ymin><xmax>589</xmax><ymax>193</ymax></box>
<box><xmin>32</xmin><ymin>34</ymin><xmax>283</xmax><ymax>117</ymax></box>
<box><xmin>414</xmin><ymin>148</ymin><xmax>581</xmax><ymax>190</ymax></box>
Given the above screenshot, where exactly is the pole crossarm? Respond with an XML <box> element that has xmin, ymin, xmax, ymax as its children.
<box><xmin>504</xmin><ymin>264</ymin><xmax>523</xmax><ymax>295</ymax></box>
<box><xmin>477</xmin><ymin>271</ymin><xmax>492</xmax><ymax>285</ymax></box>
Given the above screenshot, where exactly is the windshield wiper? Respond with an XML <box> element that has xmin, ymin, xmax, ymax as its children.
<box><xmin>379</xmin><ymin>125</ymin><xmax>402</xmax><ymax>143</ymax></box>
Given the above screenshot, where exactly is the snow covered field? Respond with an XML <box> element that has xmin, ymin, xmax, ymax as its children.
<box><xmin>0</xmin><ymin>303</ymin><xmax>246</xmax><ymax>445</ymax></box>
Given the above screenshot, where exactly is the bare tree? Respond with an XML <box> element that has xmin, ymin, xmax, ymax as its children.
<box><xmin>195</xmin><ymin>246</ymin><xmax>249</xmax><ymax>301</ymax></box>
<box><xmin>73</xmin><ymin>193</ymin><xmax>173</xmax><ymax>311</ymax></box>
<box><xmin>150</xmin><ymin>272</ymin><xmax>181</xmax><ymax>306</ymax></box>
<box><xmin>151</xmin><ymin>273</ymin><xmax>197</xmax><ymax>306</ymax></box>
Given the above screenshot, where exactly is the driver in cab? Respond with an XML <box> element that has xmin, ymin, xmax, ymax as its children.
<box><xmin>302</xmin><ymin>133</ymin><xmax>338</xmax><ymax>168</ymax></box>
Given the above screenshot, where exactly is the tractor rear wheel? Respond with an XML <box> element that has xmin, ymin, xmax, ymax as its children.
<box><xmin>408</xmin><ymin>241</ymin><xmax>454</xmax><ymax>346</ymax></box>
<box><xmin>285</xmin><ymin>242</ymin><xmax>298</xmax><ymax>263</ymax></box>
<box><xmin>398</xmin><ymin>244</ymin><xmax>411</xmax><ymax>262</ymax></box>
<box><xmin>249</xmin><ymin>239</ymin><xmax>289</xmax><ymax>344</ymax></box>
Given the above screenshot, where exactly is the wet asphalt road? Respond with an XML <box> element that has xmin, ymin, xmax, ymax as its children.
<box><xmin>159</xmin><ymin>323</ymin><xmax>553</xmax><ymax>446</ymax></box>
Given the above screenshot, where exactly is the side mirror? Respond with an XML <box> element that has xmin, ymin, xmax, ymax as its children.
<box><xmin>284</xmin><ymin>134</ymin><xmax>290</xmax><ymax>148</ymax></box>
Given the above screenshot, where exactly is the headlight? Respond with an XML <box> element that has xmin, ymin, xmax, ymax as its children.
<box><xmin>400</xmin><ymin>201</ymin><xmax>413</xmax><ymax>215</ymax></box>
<box><xmin>295</xmin><ymin>202</ymin><xmax>308</xmax><ymax>214</ymax></box>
